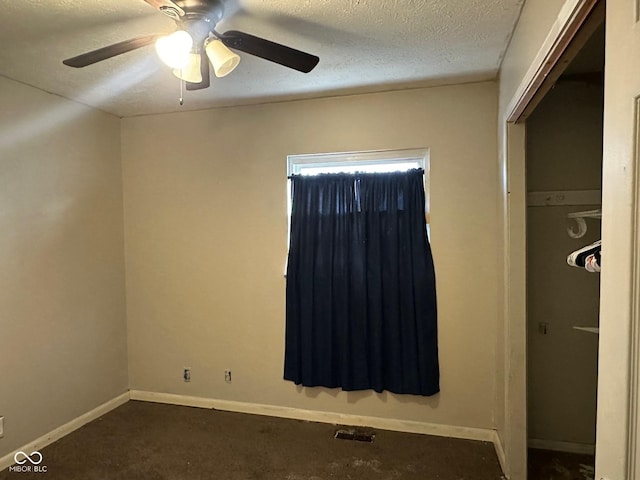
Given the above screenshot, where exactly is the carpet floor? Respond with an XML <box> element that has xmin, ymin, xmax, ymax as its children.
<box><xmin>528</xmin><ymin>448</ymin><xmax>595</xmax><ymax>480</ymax></box>
<box><xmin>0</xmin><ymin>400</ymin><xmax>505</xmax><ymax>480</ymax></box>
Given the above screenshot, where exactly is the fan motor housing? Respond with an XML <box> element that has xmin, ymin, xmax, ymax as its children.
<box><xmin>169</xmin><ymin>0</ymin><xmax>224</xmax><ymax>24</ymax></box>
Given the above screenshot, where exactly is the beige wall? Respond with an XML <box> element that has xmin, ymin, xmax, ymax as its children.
<box><xmin>498</xmin><ymin>0</ymin><xmax>568</xmax><ymax>117</ymax></box>
<box><xmin>122</xmin><ymin>82</ymin><xmax>500</xmax><ymax>429</ymax></box>
<box><xmin>526</xmin><ymin>81</ymin><xmax>602</xmax><ymax>446</ymax></box>
<box><xmin>0</xmin><ymin>77</ymin><xmax>128</xmax><ymax>458</ymax></box>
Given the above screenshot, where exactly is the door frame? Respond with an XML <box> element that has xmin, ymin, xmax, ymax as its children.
<box><xmin>500</xmin><ymin>0</ymin><xmax>605</xmax><ymax>478</ymax></box>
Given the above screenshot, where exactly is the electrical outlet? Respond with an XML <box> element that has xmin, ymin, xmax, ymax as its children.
<box><xmin>0</xmin><ymin>416</ymin><xmax>4</xmax><ymax>438</ymax></box>
<box><xmin>183</xmin><ymin>368</ymin><xmax>191</xmax><ymax>382</ymax></box>
<box><xmin>224</xmin><ymin>370</ymin><xmax>232</xmax><ymax>383</ymax></box>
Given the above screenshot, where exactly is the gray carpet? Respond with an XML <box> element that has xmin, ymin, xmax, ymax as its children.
<box><xmin>0</xmin><ymin>400</ymin><xmax>504</xmax><ymax>479</ymax></box>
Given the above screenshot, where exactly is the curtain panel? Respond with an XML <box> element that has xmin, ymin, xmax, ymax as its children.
<box><xmin>284</xmin><ymin>169</ymin><xmax>439</xmax><ymax>396</ymax></box>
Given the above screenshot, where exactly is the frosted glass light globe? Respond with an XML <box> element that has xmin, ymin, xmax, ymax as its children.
<box><xmin>155</xmin><ymin>31</ymin><xmax>193</xmax><ymax>69</ymax></box>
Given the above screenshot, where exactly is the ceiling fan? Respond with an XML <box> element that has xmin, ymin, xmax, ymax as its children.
<box><xmin>62</xmin><ymin>0</ymin><xmax>320</xmax><ymax>91</ymax></box>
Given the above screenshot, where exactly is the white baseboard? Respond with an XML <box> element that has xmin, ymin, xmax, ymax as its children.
<box><xmin>528</xmin><ymin>438</ymin><xmax>595</xmax><ymax>455</ymax></box>
<box><xmin>130</xmin><ymin>390</ymin><xmax>498</xmax><ymax>444</ymax></box>
<box><xmin>0</xmin><ymin>391</ymin><xmax>130</xmax><ymax>471</ymax></box>
<box><xmin>492</xmin><ymin>430</ymin><xmax>508</xmax><ymax>477</ymax></box>
<box><xmin>0</xmin><ymin>389</ymin><xmax>507</xmax><ymax>474</ymax></box>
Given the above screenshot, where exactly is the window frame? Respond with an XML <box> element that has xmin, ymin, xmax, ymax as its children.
<box><xmin>287</xmin><ymin>147</ymin><xmax>430</xmax><ymax>217</ymax></box>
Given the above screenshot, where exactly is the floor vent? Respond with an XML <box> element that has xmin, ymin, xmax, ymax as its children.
<box><xmin>334</xmin><ymin>429</ymin><xmax>375</xmax><ymax>443</ymax></box>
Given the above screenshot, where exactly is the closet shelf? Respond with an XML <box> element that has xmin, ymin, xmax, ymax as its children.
<box><xmin>573</xmin><ymin>326</ymin><xmax>599</xmax><ymax>334</ymax></box>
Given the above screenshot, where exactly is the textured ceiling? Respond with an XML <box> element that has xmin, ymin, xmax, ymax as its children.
<box><xmin>0</xmin><ymin>0</ymin><xmax>524</xmax><ymax>117</ymax></box>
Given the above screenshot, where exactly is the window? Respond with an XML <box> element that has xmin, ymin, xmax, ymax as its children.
<box><xmin>284</xmin><ymin>148</ymin><xmax>439</xmax><ymax>396</ymax></box>
<box><xmin>287</xmin><ymin>147</ymin><xmax>429</xmax><ymax>206</ymax></box>
<box><xmin>286</xmin><ymin>148</ymin><xmax>431</xmax><ymax>247</ymax></box>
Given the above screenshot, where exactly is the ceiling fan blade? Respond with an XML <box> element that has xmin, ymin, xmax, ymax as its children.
<box><xmin>219</xmin><ymin>30</ymin><xmax>319</xmax><ymax>73</ymax></box>
<box><xmin>186</xmin><ymin>52</ymin><xmax>210</xmax><ymax>90</ymax></box>
<box><xmin>63</xmin><ymin>34</ymin><xmax>160</xmax><ymax>68</ymax></box>
<box><xmin>143</xmin><ymin>0</ymin><xmax>185</xmax><ymax>16</ymax></box>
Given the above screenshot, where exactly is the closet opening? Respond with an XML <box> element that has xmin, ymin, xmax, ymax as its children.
<box><xmin>523</xmin><ymin>7</ymin><xmax>605</xmax><ymax>480</ymax></box>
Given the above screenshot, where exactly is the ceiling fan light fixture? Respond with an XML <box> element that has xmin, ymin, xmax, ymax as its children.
<box><xmin>173</xmin><ymin>53</ymin><xmax>203</xmax><ymax>84</ymax></box>
<box><xmin>155</xmin><ymin>30</ymin><xmax>193</xmax><ymax>69</ymax></box>
<box><xmin>205</xmin><ymin>39</ymin><xmax>240</xmax><ymax>77</ymax></box>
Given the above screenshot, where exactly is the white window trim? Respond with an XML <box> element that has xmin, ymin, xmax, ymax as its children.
<box><xmin>289</xmin><ymin>147</ymin><xmax>428</xmax><ymax>174</ymax></box>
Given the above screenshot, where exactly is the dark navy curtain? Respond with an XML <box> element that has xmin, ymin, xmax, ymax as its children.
<box><xmin>284</xmin><ymin>169</ymin><xmax>439</xmax><ymax>396</ymax></box>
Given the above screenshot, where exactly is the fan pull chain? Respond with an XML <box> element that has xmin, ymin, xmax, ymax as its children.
<box><xmin>179</xmin><ymin>77</ymin><xmax>184</xmax><ymax>106</ymax></box>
